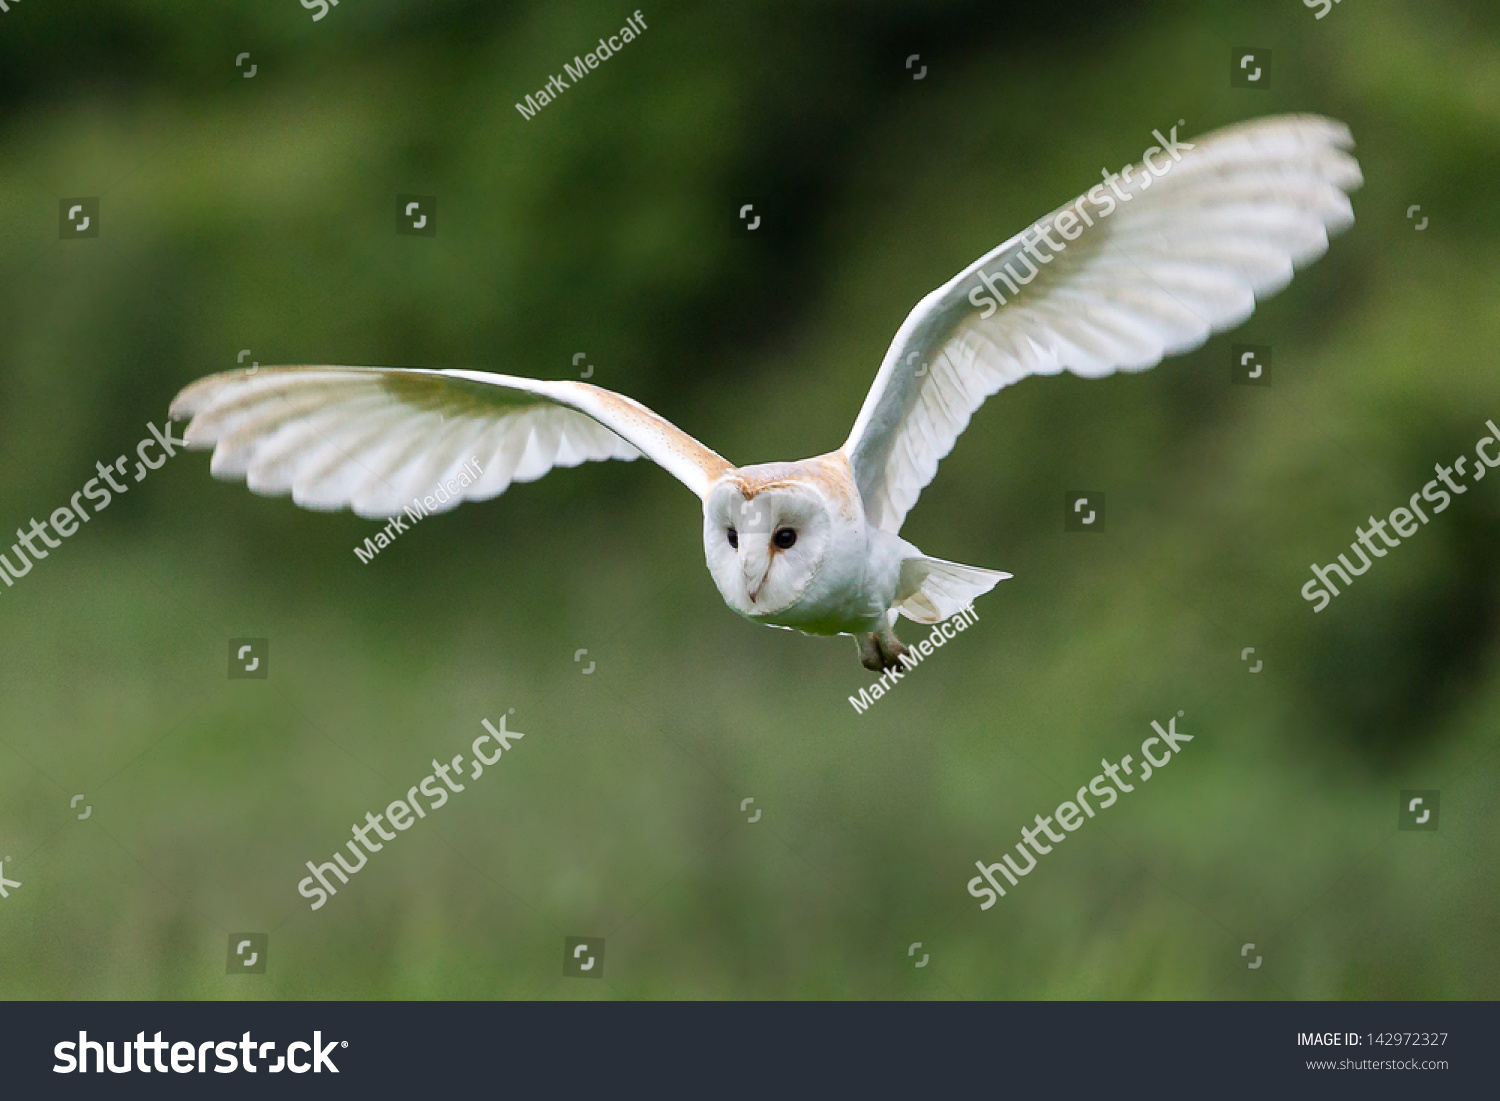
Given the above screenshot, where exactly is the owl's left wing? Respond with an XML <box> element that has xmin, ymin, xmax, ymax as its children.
<box><xmin>170</xmin><ymin>366</ymin><xmax>732</xmax><ymax>519</ymax></box>
<box><xmin>841</xmin><ymin>114</ymin><xmax>1362</xmax><ymax>534</ymax></box>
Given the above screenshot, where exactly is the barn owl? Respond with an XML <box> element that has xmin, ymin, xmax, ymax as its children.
<box><xmin>171</xmin><ymin>115</ymin><xmax>1360</xmax><ymax>671</ymax></box>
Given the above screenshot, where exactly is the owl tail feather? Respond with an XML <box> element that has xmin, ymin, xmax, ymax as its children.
<box><xmin>892</xmin><ymin>555</ymin><xmax>1011</xmax><ymax>625</ymax></box>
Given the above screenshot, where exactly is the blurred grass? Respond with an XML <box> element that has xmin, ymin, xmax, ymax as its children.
<box><xmin>0</xmin><ymin>0</ymin><xmax>1498</xmax><ymax>998</ymax></box>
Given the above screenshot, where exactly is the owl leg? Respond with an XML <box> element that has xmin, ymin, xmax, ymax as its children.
<box><xmin>877</xmin><ymin>623</ymin><xmax>911</xmax><ymax>671</ymax></box>
<box><xmin>856</xmin><ymin>625</ymin><xmax>910</xmax><ymax>672</ymax></box>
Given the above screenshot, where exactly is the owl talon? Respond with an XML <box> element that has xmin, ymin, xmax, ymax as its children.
<box><xmin>879</xmin><ymin>637</ymin><xmax>910</xmax><ymax>672</ymax></box>
<box><xmin>857</xmin><ymin>629</ymin><xmax>910</xmax><ymax>672</ymax></box>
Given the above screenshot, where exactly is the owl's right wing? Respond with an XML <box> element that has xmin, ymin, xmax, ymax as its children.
<box><xmin>840</xmin><ymin>114</ymin><xmax>1362</xmax><ymax>534</ymax></box>
<box><xmin>169</xmin><ymin>366</ymin><xmax>733</xmax><ymax>519</ymax></box>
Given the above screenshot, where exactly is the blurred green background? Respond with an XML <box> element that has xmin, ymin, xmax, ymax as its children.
<box><xmin>1</xmin><ymin>0</ymin><xmax>1497</xmax><ymax>999</ymax></box>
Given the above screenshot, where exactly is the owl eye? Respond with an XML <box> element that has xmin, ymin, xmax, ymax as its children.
<box><xmin>727</xmin><ymin>527</ymin><xmax>738</xmax><ymax>549</ymax></box>
<box><xmin>773</xmin><ymin>527</ymin><xmax>797</xmax><ymax>550</ymax></box>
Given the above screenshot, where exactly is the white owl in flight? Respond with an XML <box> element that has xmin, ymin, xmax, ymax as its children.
<box><xmin>172</xmin><ymin>115</ymin><xmax>1360</xmax><ymax>671</ymax></box>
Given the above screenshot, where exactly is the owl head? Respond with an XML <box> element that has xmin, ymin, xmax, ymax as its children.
<box><xmin>702</xmin><ymin>468</ymin><xmax>837</xmax><ymax>617</ymax></box>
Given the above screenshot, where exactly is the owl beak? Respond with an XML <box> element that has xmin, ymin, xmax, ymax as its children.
<box><xmin>741</xmin><ymin>542</ymin><xmax>772</xmax><ymax>604</ymax></box>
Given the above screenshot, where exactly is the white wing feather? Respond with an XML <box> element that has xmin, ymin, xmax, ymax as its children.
<box><xmin>170</xmin><ymin>367</ymin><xmax>732</xmax><ymax>519</ymax></box>
<box><xmin>841</xmin><ymin>114</ymin><xmax>1363</xmax><ymax>533</ymax></box>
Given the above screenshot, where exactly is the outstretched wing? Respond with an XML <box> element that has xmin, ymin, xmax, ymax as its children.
<box><xmin>170</xmin><ymin>366</ymin><xmax>732</xmax><ymax>519</ymax></box>
<box><xmin>841</xmin><ymin>114</ymin><xmax>1362</xmax><ymax>533</ymax></box>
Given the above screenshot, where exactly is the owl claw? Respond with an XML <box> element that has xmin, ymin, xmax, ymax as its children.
<box><xmin>857</xmin><ymin>627</ymin><xmax>910</xmax><ymax>672</ymax></box>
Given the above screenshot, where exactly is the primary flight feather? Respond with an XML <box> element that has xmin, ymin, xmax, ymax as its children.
<box><xmin>171</xmin><ymin>115</ymin><xmax>1361</xmax><ymax>670</ymax></box>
